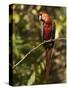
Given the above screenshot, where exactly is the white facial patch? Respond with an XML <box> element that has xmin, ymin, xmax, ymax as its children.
<box><xmin>42</xmin><ymin>15</ymin><xmax>45</xmax><ymax>20</ymax></box>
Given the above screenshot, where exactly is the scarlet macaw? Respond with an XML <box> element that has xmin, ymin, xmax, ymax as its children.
<box><xmin>39</xmin><ymin>12</ymin><xmax>56</xmax><ymax>80</ymax></box>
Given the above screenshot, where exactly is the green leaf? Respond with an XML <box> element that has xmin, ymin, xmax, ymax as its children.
<box><xmin>13</xmin><ymin>12</ymin><xmax>20</xmax><ymax>23</ymax></box>
<box><xmin>40</xmin><ymin>62</ymin><xmax>45</xmax><ymax>70</ymax></box>
<box><xmin>27</xmin><ymin>71</ymin><xmax>35</xmax><ymax>85</ymax></box>
<box><xmin>37</xmin><ymin>65</ymin><xmax>41</xmax><ymax>74</ymax></box>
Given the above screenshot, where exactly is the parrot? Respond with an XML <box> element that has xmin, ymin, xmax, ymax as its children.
<box><xmin>38</xmin><ymin>12</ymin><xmax>56</xmax><ymax>80</ymax></box>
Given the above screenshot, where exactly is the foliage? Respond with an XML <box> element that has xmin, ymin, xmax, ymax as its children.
<box><xmin>9</xmin><ymin>4</ymin><xmax>66</xmax><ymax>86</ymax></box>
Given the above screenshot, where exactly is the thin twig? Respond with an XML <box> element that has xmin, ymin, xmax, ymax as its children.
<box><xmin>13</xmin><ymin>38</ymin><xmax>66</xmax><ymax>69</ymax></box>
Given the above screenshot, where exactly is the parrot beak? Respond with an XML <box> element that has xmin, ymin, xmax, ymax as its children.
<box><xmin>39</xmin><ymin>15</ymin><xmax>42</xmax><ymax>21</ymax></box>
<box><xmin>38</xmin><ymin>12</ymin><xmax>42</xmax><ymax>21</ymax></box>
<box><xmin>38</xmin><ymin>13</ymin><xmax>44</xmax><ymax>22</ymax></box>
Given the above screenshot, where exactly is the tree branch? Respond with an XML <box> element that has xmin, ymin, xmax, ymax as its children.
<box><xmin>13</xmin><ymin>38</ymin><xmax>66</xmax><ymax>69</ymax></box>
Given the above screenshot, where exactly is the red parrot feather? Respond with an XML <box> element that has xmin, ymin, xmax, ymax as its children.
<box><xmin>39</xmin><ymin>12</ymin><xmax>56</xmax><ymax>80</ymax></box>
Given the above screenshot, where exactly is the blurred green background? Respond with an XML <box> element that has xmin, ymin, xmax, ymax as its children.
<box><xmin>9</xmin><ymin>4</ymin><xmax>66</xmax><ymax>86</ymax></box>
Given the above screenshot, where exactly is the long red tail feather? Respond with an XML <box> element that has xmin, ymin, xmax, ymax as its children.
<box><xmin>45</xmin><ymin>48</ymin><xmax>52</xmax><ymax>80</ymax></box>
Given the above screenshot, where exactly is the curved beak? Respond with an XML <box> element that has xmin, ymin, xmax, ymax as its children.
<box><xmin>39</xmin><ymin>15</ymin><xmax>42</xmax><ymax>21</ymax></box>
<box><xmin>38</xmin><ymin>14</ymin><xmax>44</xmax><ymax>22</ymax></box>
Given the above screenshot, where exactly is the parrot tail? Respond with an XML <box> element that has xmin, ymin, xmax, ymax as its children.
<box><xmin>45</xmin><ymin>48</ymin><xmax>52</xmax><ymax>81</ymax></box>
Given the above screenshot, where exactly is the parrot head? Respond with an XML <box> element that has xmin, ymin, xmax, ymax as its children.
<box><xmin>38</xmin><ymin>12</ymin><xmax>52</xmax><ymax>24</ymax></box>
